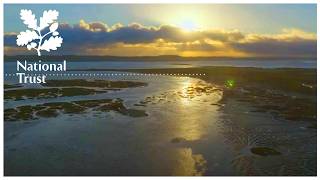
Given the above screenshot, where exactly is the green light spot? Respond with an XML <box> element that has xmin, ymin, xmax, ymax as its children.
<box><xmin>226</xmin><ymin>80</ymin><xmax>235</xmax><ymax>88</ymax></box>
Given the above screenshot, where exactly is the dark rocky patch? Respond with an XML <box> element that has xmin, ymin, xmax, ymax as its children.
<box><xmin>250</xmin><ymin>147</ymin><xmax>281</xmax><ymax>156</ymax></box>
<box><xmin>4</xmin><ymin>84</ymin><xmax>22</xmax><ymax>89</ymax></box>
<box><xmin>171</xmin><ymin>137</ymin><xmax>187</xmax><ymax>143</ymax></box>
<box><xmin>5</xmin><ymin>88</ymin><xmax>105</xmax><ymax>101</ymax></box>
<box><xmin>4</xmin><ymin>98</ymin><xmax>147</xmax><ymax>121</ymax></box>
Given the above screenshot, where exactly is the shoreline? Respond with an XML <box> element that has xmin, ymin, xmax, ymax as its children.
<box><xmin>67</xmin><ymin>66</ymin><xmax>316</xmax><ymax>95</ymax></box>
<box><xmin>82</xmin><ymin>66</ymin><xmax>316</xmax><ymax>123</ymax></box>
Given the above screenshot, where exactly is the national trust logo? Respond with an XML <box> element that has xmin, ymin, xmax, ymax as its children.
<box><xmin>16</xmin><ymin>9</ymin><xmax>63</xmax><ymax>56</ymax></box>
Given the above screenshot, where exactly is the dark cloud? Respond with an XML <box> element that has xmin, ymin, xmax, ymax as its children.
<box><xmin>4</xmin><ymin>33</ymin><xmax>17</xmax><ymax>46</ymax></box>
<box><xmin>231</xmin><ymin>37</ymin><xmax>316</xmax><ymax>57</ymax></box>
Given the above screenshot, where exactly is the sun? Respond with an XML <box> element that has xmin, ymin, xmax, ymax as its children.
<box><xmin>165</xmin><ymin>10</ymin><xmax>204</xmax><ymax>31</ymax></box>
<box><xmin>179</xmin><ymin>20</ymin><xmax>197</xmax><ymax>31</ymax></box>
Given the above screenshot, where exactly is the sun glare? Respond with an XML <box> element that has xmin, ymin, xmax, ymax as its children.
<box><xmin>179</xmin><ymin>79</ymin><xmax>193</xmax><ymax>105</ymax></box>
<box><xmin>179</xmin><ymin>20</ymin><xmax>198</xmax><ymax>31</ymax></box>
<box><xmin>166</xmin><ymin>9</ymin><xmax>205</xmax><ymax>31</ymax></box>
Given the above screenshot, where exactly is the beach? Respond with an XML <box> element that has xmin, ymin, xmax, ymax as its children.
<box><xmin>4</xmin><ymin>63</ymin><xmax>316</xmax><ymax>175</ymax></box>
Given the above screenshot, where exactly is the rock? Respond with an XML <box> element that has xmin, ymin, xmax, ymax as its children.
<box><xmin>171</xmin><ymin>137</ymin><xmax>187</xmax><ymax>143</ymax></box>
<box><xmin>250</xmin><ymin>147</ymin><xmax>281</xmax><ymax>156</ymax></box>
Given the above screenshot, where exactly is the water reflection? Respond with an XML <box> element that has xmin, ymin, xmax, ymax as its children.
<box><xmin>131</xmin><ymin>78</ymin><xmax>226</xmax><ymax>175</ymax></box>
<box><xmin>171</xmin><ymin>148</ymin><xmax>207</xmax><ymax>176</ymax></box>
<box><xmin>143</xmin><ymin>78</ymin><xmax>224</xmax><ymax>175</ymax></box>
<box><xmin>5</xmin><ymin>76</ymin><xmax>228</xmax><ymax>175</ymax></box>
<box><xmin>179</xmin><ymin>79</ymin><xmax>193</xmax><ymax>105</ymax></box>
<box><xmin>169</xmin><ymin>79</ymin><xmax>223</xmax><ymax>141</ymax></box>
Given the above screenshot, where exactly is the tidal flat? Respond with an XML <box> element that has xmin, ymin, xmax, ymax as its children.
<box><xmin>4</xmin><ymin>67</ymin><xmax>316</xmax><ymax>176</ymax></box>
<box><xmin>120</xmin><ymin>67</ymin><xmax>316</xmax><ymax>123</ymax></box>
<box><xmin>4</xmin><ymin>79</ymin><xmax>147</xmax><ymax>101</ymax></box>
<box><xmin>5</xmin><ymin>98</ymin><xmax>147</xmax><ymax>121</ymax></box>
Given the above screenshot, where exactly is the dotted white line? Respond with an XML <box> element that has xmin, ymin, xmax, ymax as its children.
<box><xmin>4</xmin><ymin>73</ymin><xmax>206</xmax><ymax>77</ymax></box>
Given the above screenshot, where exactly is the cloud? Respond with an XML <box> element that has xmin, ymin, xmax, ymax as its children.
<box><xmin>4</xmin><ymin>33</ymin><xmax>17</xmax><ymax>46</ymax></box>
<box><xmin>4</xmin><ymin>20</ymin><xmax>316</xmax><ymax>58</ymax></box>
<box><xmin>231</xmin><ymin>29</ymin><xmax>316</xmax><ymax>57</ymax></box>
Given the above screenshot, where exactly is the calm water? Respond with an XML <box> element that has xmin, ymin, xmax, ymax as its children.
<box><xmin>4</xmin><ymin>59</ymin><xmax>317</xmax><ymax>74</ymax></box>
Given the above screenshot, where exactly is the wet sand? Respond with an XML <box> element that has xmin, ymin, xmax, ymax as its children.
<box><xmin>4</xmin><ymin>67</ymin><xmax>316</xmax><ymax>175</ymax></box>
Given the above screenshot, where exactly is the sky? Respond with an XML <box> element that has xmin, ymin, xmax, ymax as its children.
<box><xmin>4</xmin><ymin>4</ymin><xmax>317</xmax><ymax>58</ymax></box>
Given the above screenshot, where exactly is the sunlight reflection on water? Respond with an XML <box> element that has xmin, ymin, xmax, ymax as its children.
<box><xmin>148</xmin><ymin>78</ymin><xmax>224</xmax><ymax>142</ymax></box>
<box><xmin>172</xmin><ymin>148</ymin><xmax>207</xmax><ymax>176</ymax></box>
